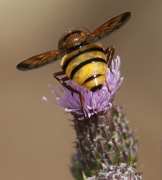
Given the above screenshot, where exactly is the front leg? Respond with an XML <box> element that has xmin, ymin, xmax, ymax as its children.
<box><xmin>104</xmin><ymin>45</ymin><xmax>115</xmax><ymax>69</ymax></box>
<box><xmin>104</xmin><ymin>45</ymin><xmax>115</xmax><ymax>93</ymax></box>
<box><xmin>53</xmin><ymin>71</ymin><xmax>85</xmax><ymax>114</ymax></box>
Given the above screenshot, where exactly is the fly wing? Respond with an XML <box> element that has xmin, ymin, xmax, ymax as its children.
<box><xmin>88</xmin><ymin>12</ymin><xmax>131</xmax><ymax>42</ymax></box>
<box><xmin>17</xmin><ymin>49</ymin><xmax>63</xmax><ymax>71</ymax></box>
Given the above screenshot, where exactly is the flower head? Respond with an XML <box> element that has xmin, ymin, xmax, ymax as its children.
<box><xmin>43</xmin><ymin>56</ymin><xmax>123</xmax><ymax>120</ymax></box>
<box><xmin>42</xmin><ymin>55</ymin><xmax>141</xmax><ymax>180</ymax></box>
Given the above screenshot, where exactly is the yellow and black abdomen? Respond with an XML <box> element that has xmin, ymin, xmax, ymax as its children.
<box><xmin>61</xmin><ymin>42</ymin><xmax>107</xmax><ymax>91</ymax></box>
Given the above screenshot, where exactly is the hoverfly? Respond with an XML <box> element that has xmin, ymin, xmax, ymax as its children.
<box><xmin>17</xmin><ymin>12</ymin><xmax>131</xmax><ymax>112</ymax></box>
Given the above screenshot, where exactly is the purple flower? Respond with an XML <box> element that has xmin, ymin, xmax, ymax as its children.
<box><xmin>42</xmin><ymin>55</ymin><xmax>141</xmax><ymax>179</ymax></box>
<box><xmin>42</xmin><ymin>56</ymin><xmax>123</xmax><ymax>120</ymax></box>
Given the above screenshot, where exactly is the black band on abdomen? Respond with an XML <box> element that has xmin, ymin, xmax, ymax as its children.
<box><xmin>62</xmin><ymin>47</ymin><xmax>104</xmax><ymax>72</ymax></box>
<box><xmin>70</xmin><ymin>58</ymin><xmax>106</xmax><ymax>79</ymax></box>
<box><xmin>83</xmin><ymin>74</ymin><xmax>102</xmax><ymax>84</ymax></box>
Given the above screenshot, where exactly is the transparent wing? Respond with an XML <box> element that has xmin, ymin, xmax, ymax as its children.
<box><xmin>88</xmin><ymin>12</ymin><xmax>131</xmax><ymax>42</ymax></box>
<box><xmin>17</xmin><ymin>49</ymin><xmax>63</xmax><ymax>71</ymax></box>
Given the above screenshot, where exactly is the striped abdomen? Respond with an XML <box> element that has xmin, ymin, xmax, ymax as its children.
<box><xmin>61</xmin><ymin>42</ymin><xmax>107</xmax><ymax>91</ymax></box>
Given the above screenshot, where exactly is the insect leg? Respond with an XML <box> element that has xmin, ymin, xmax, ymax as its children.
<box><xmin>54</xmin><ymin>71</ymin><xmax>73</xmax><ymax>96</ymax></box>
<box><xmin>53</xmin><ymin>71</ymin><xmax>85</xmax><ymax>114</ymax></box>
<box><xmin>104</xmin><ymin>45</ymin><xmax>115</xmax><ymax>93</ymax></box>
<box><xmin>105</xmin><ymin>45</ymin><xmax>115</xmax><ymax>69</ymax></box>
<box><xmin>53</xmin><ymin>71</ymin><xmax>67</xmax><ymax>81</ymax></box>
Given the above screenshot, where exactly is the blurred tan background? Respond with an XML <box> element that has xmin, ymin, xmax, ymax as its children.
<box><xmin>1</xmin><ymin>1</ymin><xmax>162</xmax><ymax>179</ymax></box>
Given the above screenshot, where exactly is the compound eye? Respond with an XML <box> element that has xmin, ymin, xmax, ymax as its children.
<box><xmin>58</xmin><ymin>28</ymin><xmax>90</xmax><ymax>46</ymax></box>
<box><xmin>58</xmin><ymin>27</ymin><xmax>91</xmax><ymax>51</ymax></box>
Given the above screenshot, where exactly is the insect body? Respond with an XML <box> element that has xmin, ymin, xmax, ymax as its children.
<box><xmin>17</xmin><ymin>12</ymin><xmax>131</xmax><ymax>112</ymax></box>
<box><xmin>61</xmin><ymin>42</ymin><xmax>107</xmax><ymax>91</ymax></box>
